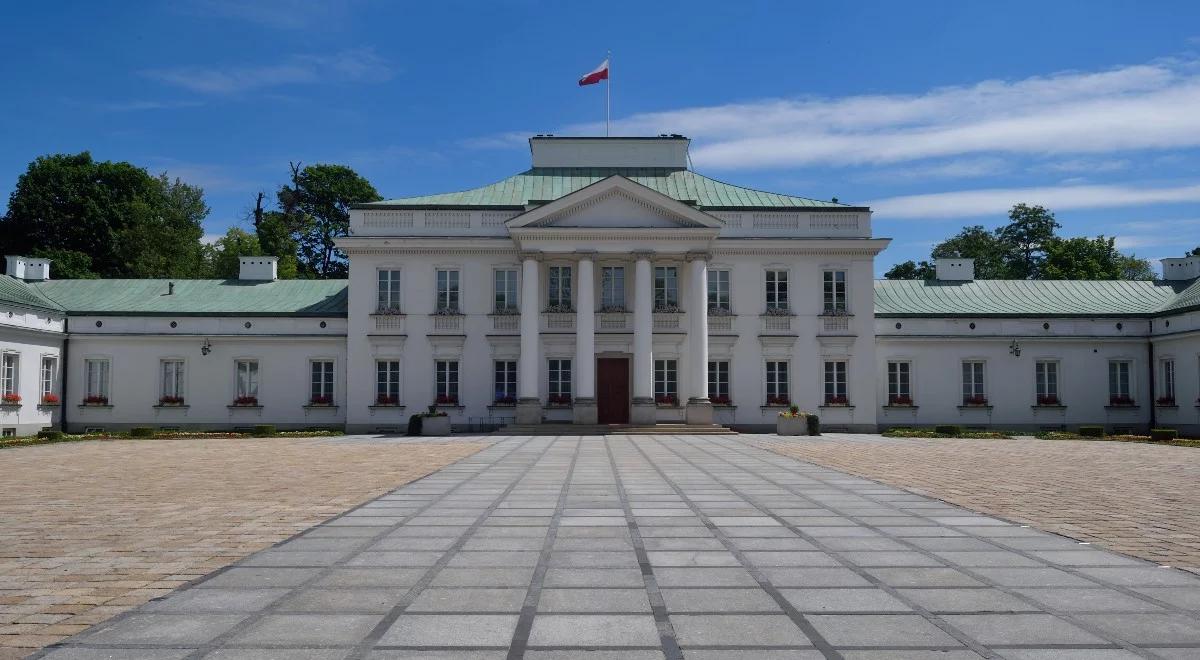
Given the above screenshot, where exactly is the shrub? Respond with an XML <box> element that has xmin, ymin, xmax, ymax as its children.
<box><xmin>407</xmin><ymin>414</ymin><xmax>424</xmax><ymax>436</ymax></box>
<box><xmin>806</xmin><ymin>414</ymin><xmax>820</xmax><ymax>436</ymax></box>
<box><xmin>1150</xmin><ymin>428</ymin><xmax>1178</xmax><ymax>442</ymax></box>
<box><xmin>934</xmin><ymin>425</ymin><xmax>961</xmax><ymax>436</ymax></box>
<box><xmin>130</xmin><ymin>427</ymin><xmax>154</xmax><ymax>438</ymax></box>
<box><xmin>1078</xmin><ymin>425</ymin><xmax>1105</xmax><ymax>438</ymax></box>
<box><xmin>36</xmin><ymin>430</ymin><xmax>64</xmax><ymax>440</ymax></box>
<box><xmin>251</xmin><ymin>424</ymin><xmax>276</xmax><ymax>437</ymax></box>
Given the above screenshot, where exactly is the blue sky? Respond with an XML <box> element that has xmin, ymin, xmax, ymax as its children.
<box><xmin>3</xmin><ymin>0</ymin><xmax>1200</xmax><ymax>274</ymax></box>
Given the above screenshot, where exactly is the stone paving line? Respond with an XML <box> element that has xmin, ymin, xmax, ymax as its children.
<box><xmin>33</xmin><ymin>434</ymin><xmax>1200</xmax><ymax>659</ymax></box>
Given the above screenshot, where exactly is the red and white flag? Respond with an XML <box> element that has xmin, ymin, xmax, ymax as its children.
<box><xmin>578</xmin><ymin>58</ymin><xmax>609</xmax><ymax>86</ymax></box>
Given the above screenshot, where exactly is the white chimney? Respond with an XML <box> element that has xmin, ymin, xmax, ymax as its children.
<box><xmin>935</xmin><ymin>257</ymin><xmax>975</xmax><ymax>281</ymax></box>
<box><xmin>5</xmin><ymin>256</ymin><xmax>50</xmax><ymax>281</ymax></box>
<box><xmin>238</xmin><ymin>256</ymin><xmax>278</xmax><ymax>281</ymax></box>
<box><xmin>1161</xmin><ymin>255</ymin><xmax>1200</xmax><ymax>281</ymax></box>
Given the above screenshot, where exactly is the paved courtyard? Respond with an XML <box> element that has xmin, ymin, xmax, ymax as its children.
<box><xmin>38</xmin><ymin>434</ymin><xmax>1200</xmax><ymax>659</ymax></box>
<box><xmin>0</xmin><ymin>437</ymin><xmax>486</xmax><ymax>658</ymax></box>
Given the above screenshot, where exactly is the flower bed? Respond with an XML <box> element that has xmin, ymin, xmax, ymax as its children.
<box><xmin>883</xmin><ymin>427</ymin><xmax>1012</xmax><ymax>439</ymax></box>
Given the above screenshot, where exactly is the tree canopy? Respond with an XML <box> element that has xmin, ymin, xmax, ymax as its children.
<box><xmin>274</xmin><ymin>163</ymin><xmax>381</xmax><ymax>278</ymax></box>
<box><xmin>884</xmin><ymin>204</ymin><xmax>1154</xmax><ymax>282</ymax></box>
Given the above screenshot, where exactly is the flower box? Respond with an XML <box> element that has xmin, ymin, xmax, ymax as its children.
<box><xmin>547</xmin><ymin>394</ymin><xmax>572</xmax><ymax>407</ymax></box>
<box><xmin>435</xmin><ymin>394</ymin><xmax>459</xmax><ymax>406</ymax></box>
<box><xmin>764</xmin><ymin>395</ymin><xmax>790</xmax><ymax>407</ymax></box>
<box><xmin>1</xmin><ymin>393</ymin><xmax>21</xmax><ymax>405</ymax></box>
<box><xmin>232</xmin><ymin>396</ymin><xmax>259</xmax><ymax>407</ymax></box>
<box><xmin>82</xmin><ymin>395</ymin><xmax>109</xmax><ymax>406</ymax></box>
<box><xmin>308</xmin><ymin>396</ymin><xmax>333</xmax><ymax>406</ymax></box>
<box><xmin>962</xmin><ymin>396</ymin><xmax>989</xmax><ymax>406</ymax></box>
<box><xmin>420</xmin><ymin>414</ymin><xmax>451</xmax><ymax>436</ymax></box>
<box><xmin>376</xmin><ymin>395</ymin><xmax>400</xmax><ymax>406</ymax></box>
<box><xmin>655</xmin><ymin>394</ymin><xmax>679</xmax><ymax>407</ymax></box>
<box><xmin>1108</xmin><ymin>395</ymin><xmax>1135</xmax><ymax>407</ymax></box>
<box><xmin>492</xmin><ymin>396</ymin><xmax>516</xmax><ymax>406</ymax></box>
<box><xmin>158</xmin><ymin>396</ymin><xmax>185</xmax><ymax>406</ymax></box>
<box><xmin>1156</xmin><ymin>397</ymin><xmax>1177</xmax><ymax>407</ymax></box>
<box><xmin>711</xmin><ymin>395</ymin><xmax>732</xmax><ymax>406</ymax></box>
<box><xmin>888</xmin><ymin>395</ymin><xmax>914</xmax><ymax>406</ymax></box>
<box><xmin>1036</xmin><ymin>395</ymin><xmax>1060</xmax><ymax>406</ymax></box>
<box><xmin>777</xmin><ymin>405</ymin><xmax>808</xmax><ymax>435</ymax></box>
<box><xmin>39</xmin><ymin>393</ymin><xmax>60</xmax><ymax>406</ymax></box>
<box><xmin>823</xmin><ymin>395</ymin><xmax>850</xmax><ymax>406</ymax></box>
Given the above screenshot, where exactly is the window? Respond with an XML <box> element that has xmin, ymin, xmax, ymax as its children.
<box><xmin>547</xmin><ymin>266</ymin><xmax>572</xmax><ymax>309</ymax></box>
<box><xmin>765</xmin><ymin>361</ymin><xmax>789</xmax><ymax>405</ymax></box>
<box><xmin>823</xmin><ymin>270</ymin><xmax>847</xmax><ymax>313</ymax></box>
<box><xmin>236</xmin><ymin>360</ymin><xmax>259</xmax><ymax>400</ymax></box>
<box><xmin>601</xmin><ymin>266</ymin><xmax>625</xmax><ymax>310</ymax></box>
<box><xmin>1160</xmin><ymin>359</ymin><xmax>1176</xmax><ymax>404</ymax></box>
<box><xmin>494</xmin><ymin>269</ymin><xmax>518</xmax><ymax>312</ymax></box>
<box><xmin>494</xmin><ymin>360</ymin><xmax>517</xmax><ymax>403</ymax></box>
<box><xmin>962</xmin><ymin>361</ymin><xmax>986</xmax><ymax>404</ymax></box>
<box><xmin>376</xmin><ymin>360</ymin><xmax>400</xmax><ymax>405</ymax></box>
<box><xmin>824</xmin><ymin>360</ymin><xmax>848</xmax><ymax>404</ymax></box>
<box><xmin>160</xmin><ymin>359</ymin><xmax>185</xmax><ymax>401</ymax></box>
<box><xmin>311</xmin><ymin>360</ymin><xmax>334</xmax><ymax>403</ymax></box>
<box><xmin>765</xmin><ymin>270</ymin><xmax>789</xmax><ymax>311</ymax></box>
<box><xmin>708</xmin><ymin>360</ymin><xmax>730</xmax><ymax>403</ymax></box>
<box><xmin>1108</xmin><ymin>360</ymin><xmax>1132</xmax><ymax>404</ymax></box>
<box><xmin>654</xmin><ymin>359</ymin><xmax>678</xmax><ymax>405</ymax></box>
<box><xmin>84</xmin><ymin>358</ymin><xmax>110</xmax><ymax>402</ymax></box>
<box><xmin>654</xmin><ymin>266</ymin><xmax>679</xmax><ymax>309</ymax></box>
<box><xmin>887</xmin><ymin>361</ymin><xmax>911</xmax><ymax>405</ymax></box>
<box><xmin>1035</xmin><ymin>361</ymin><xmax>1059</xmax><ymax>405</ymax></box>
<box><xmin>548</xmin><ymin>359</ymin><xmax>571</xmax><ymax>404</ymax></box>
<box><xmin>436</xmin><ymin>360</ymin><xmax>459</xmax><ymax>404</ymax></box>
<box><xmin>377</xmin><ymin>269</ymin><xmax>401</xmax><ymax>312</ymax></box>
<box><xmin>40</xmin><ymin>356</ymin><xmax>56</xmax><ymax>400</ymax></box>
<box><xmin>707</xmin><ymin>269</ymin><xmax>731</xmax><ymax>312</ymax></box>
<box><xmin>2</xmin><ymin>428</ymin><xmax>15</xmax><ymax>438</ymax></box>
<box><xmin>436</xmin><ymin>269</ymin><xmax>460</xmax><ymax>312</ymax></box>
<box><xmin>1</xmin><ymin>353</ymin><xmax>17</xmax><ymax>396</ymax></box>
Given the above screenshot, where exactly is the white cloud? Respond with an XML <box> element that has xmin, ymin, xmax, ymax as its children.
<box><xmin>868</xmin><ymin>182</ymin><xmax>1200</xmax><ymax>219</ymax></box>
<box><xmin>143</xmin><ymin>48</ymin><xmax>391</xmax><ymax>94</ymax></box>
<box><xmin>97</xmin><ymin>99</ymin><xmax>204</xmax><ymax>112</ymax></box>
<box><xmin>184</xmin><ymin>0</ymin><xmax>351</xmax><ymax>30</ymax></box>
<box><xmin>855</xmin><ymin>157</ymin><xmax>1010</xmax><ymax>183</ymax></box>
<box><xmin>1030</xmin><ymin>158</ymin><xmax>1131</xmax><ymax>174</ymax></box>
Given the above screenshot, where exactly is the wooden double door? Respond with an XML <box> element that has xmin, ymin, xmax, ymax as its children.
<box><xmin>596</xmin><ymin>357</ymin><xmax>630</xmax><ymax>424</ymax></box>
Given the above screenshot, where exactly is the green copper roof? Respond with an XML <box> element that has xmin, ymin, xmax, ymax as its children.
<box><xmin>32</xmin><ymin>279</ymin><xmax>347</xmax><ymax>317</ymax></box>
<box><xmin>0</xmin><ymin>275</ymin><xmax>64</xmax><ymax>312</ymax></box>
<box><xmin>361</xmin><ymin>168</ymin><xmax>856</xmax><ymax>210</ymax></box>
<box><xmin>874</xmin><ymin>279</ymin><xmax>1194</xmax><ymax>317</ymax></box>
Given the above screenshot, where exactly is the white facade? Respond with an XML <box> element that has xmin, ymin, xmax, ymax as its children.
<box><xmin>0</xmin><ymin>305</ymin><xmax>64</xmax><ymax>435</ymax></box>
<box><xmin>2</xmin><ymin>136</ymin><xmax>1198</xmax><ymax>436</ymax></box>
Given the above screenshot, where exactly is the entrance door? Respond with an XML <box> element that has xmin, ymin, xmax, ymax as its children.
<box><xmin>596</xmin><ymin>358</ymin><xmax>630</xmax><ymax>424</ymax></box>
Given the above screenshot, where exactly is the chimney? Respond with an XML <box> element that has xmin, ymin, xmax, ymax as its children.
<box><xmin>1161</xmin><ymin>255</ymin><xmax>1200</xmax><ymax>281</ymax></box>
<box><xmin>5</xmin><ymin>256</ymin><xmax>50</xmax><ymax>281</ymax></box>
<box><xmin>935</xmin><ymin>257</ymin><xmax>975</xmax><ymax>281</ymax></box>
<box><xmin>529</xmin><ymin>135</ymin><xmax>690</xmax><ymax>168</ymax></box>
<box><xmin>238</xmin><ymin>256</ymin><xmax>278</xmax><ymax>281</ymax></box>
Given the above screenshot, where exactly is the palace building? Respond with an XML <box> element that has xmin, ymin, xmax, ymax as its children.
<box><xmin>2</xmin><ymin>136</ymin><xmax>1198</xmax><ymax>436</ymax></box>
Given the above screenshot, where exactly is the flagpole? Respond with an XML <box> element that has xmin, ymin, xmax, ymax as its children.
<box><xmin>606</xmin><ymin>50</ymin><xmax>611</xmax><ymax>137</ymax></box>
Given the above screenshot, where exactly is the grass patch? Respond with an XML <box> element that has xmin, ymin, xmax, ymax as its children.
<box><xmin>1035</xmin><ymin>431</ymin><xmax>1200</xmax><ymax>448</ymax></box>
<box><xmin>0</xmin><ymin>428</ymin><xmax>344</xmax><ymax>450</ymax></box>
<box><xmin>883</xmin><ymin>427</ymin><xmax>1012</xmax><ymax>439</ymax></box>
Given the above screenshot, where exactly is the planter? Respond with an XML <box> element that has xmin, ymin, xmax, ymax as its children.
<box><xmin>777</xmin><ymin>416</ymin><xmax>808</xmax><ymax>436</ymax></box>
<box><xmin>420</xmin><ymin>415</ymin><xmax>451</xmax><ymax>436</ymax></box>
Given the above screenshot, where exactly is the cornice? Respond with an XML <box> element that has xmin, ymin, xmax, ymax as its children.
<box><xmin>341</xmin><ymin>246</ymin><xmax>520</xmax><ymax>256</ymax></box>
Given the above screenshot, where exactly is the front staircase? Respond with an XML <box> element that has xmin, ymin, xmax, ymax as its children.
<box><xmin>492</xmin><ymin>422</ymin><xmax>735</xmax><ymax>436</ymax></box>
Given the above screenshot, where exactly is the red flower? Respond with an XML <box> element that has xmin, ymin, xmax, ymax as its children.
<box><xmin>655</xmin><ymin>393</ymin><xmax>678</xmax><ymax>406</ymax></box>
<box><xmin>711</xmin><ymin>395</ymin><xmax>732</xmax><ymax>405</ymax></box>
<box><xmin>435</xmin><ymin>394</ymin><xmax>459</xmax><ymax>405</ymax></box>
<box><xmin>962</xmin><ymin>396</ymin><xmax>989</xmax><ymax>406</ymax></box>
<box><xmin>766</xmin><ymin>395</ymin><xmax>790</xmax><ymax>406</ymax></box>
<box><xmin>1156</xmin><ymin>396</ymin><xmax>1176</xmax><ymax>406</ymax></box>
<box><xmin>159</xmin><ymin>395</ymin><xmax>185</xmax><ymax>405</ymax></box>
<box><xmin>1109</xmin><ymin>394</ymin><xmax>1134</xmax><ymax>406</ymax></box>
<box><xmin>889</xmin><ymin>394</ymin><xmax>913</xmax><ymax>406</ymax></box>
<box><xmin>40</xmin><ymin>393</ymin><xmax>60</xmax><ymax>404</ymax></box>
<box><xmin>376</xmin><ymin>395</ymin><xmax>398</xmax><ymax>405</ymax></box>
<box><xmin>83</xmin><ymin>395</ymin><xmax>108</xmax><ymax>405</ymax></box>
<box><xmin>233</xmin><ymin>396</ymin><xmax>258</xmax><ymax>406</ymax></box>
<box><xmin>1037</xmin><ymin>394</ymin><xmax>1059</xmax><ymax>406</ymax></box>
<box><xmin>309</xmin><ymin>395</ymin><xmax>332</xmax><ymax>405</ymax></box>
<box><xmin>548</xmin><ymin>394</ymin><xmax>572</xmax><ymax>405</ymax></box>
<box><xmin>1</xmin><ymin>393</ymin><xmax>20</xmax><ymax>404</ymax></box>
<box><xmin>824</xmin><ymin>395</ymin><xmax>849</xmax><ymax>406</ymax></box>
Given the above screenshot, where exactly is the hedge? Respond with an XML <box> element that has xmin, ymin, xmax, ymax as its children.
<box><xmin>806</xmin><ymin>414</ymin><xmax>820</xmax><ymax>436</ymax></box>
<box><xmin>1150</xmin><ymin>428</ymin><xmax>1178</xmax><ymax>442</ymax></box>
<box><xmin>934</xmin><ymin>425</ymin><xmax>961</xmax><ymax>436</ymax></box>
<box><xmin>130</xmin><ymin>427</ymin><xmax>154</xmax><ymax>438</ymax></box>
<box><xmin>251</xmin><ymin>425</ymin><xmax>277</xmax><ymax>437</ymax></box>
<box><xmin>1078</xmin><ymin>426</ymin><xmax>1105</xmax><ymax>438</ymax></box>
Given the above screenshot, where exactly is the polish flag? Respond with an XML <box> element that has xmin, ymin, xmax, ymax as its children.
<box><xmin>578</xmin><ymin>58</ymin><xmax>609</xmax><ymax>86</ymax></box>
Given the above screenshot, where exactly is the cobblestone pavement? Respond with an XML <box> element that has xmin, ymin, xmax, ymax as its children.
<box><xmin>750</xmin><ymin>433</ymin><xmax>1200</xmax><ymax>574</ymax></box>
<box><xmin>0</xmin><ymin>436</ymin><xmax>486</xmax><ymax>658</ymax></box>
<box><xmin>37</xmin><ymin>434</ymin><xmax>1200</xmax><ymax>659</ymax></box>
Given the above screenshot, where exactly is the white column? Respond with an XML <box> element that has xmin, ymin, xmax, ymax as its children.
<box><xmin>631</xmin><ymin>253</ymin><xmax>655</xmax><ymax>424</ymax></box>
<box><xmin>518</xmin><ymin>254</ymin><xmax>540</xmax><ymax>402</ymax></box>
<box><xmin>575</xmin><ymin>254</ymin><xmax>596</xmax><ymax>399</ymax></box>
<box><xmin>687</xmin><ymin>254</ymin><xmax>710</xmax><ymax>402</ymax></box>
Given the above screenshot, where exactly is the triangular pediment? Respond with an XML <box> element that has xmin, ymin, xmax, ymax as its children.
<box><xmin>506</xmin><ymin>176</ymin><xmax>723</xmax><ymax>230</ymax></box>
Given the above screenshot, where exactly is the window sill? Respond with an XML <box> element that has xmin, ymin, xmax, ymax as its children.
<box><xmin>760</xmin><ymin>404</ymin><xmax>792</xmax><ymax>411</ymax></box>
<box><xmin>819</xmin><ymin>311</ymin><xmax>852</xmax><ymax>317</ymax></box>
<box><xmin>957</xmin><ymin>405</ymin><xmax>994</xmax><ymax>411</ymax></box>
<box><xmin>368</xmin><ymin>404</ymin><xmax>406</xmax><ymax>410</ymax></box>
<box><xmin>1154</xmin><ymin>404</ymin><xmax>1179</xmax><ymax>410</ymax></box>
<box><xmin>711</xmin><ymin>403</ymin><xmax>736</xmax><ymax>409</ymax></box>
<box><xmin>37</xmin><ymin>402</ymin><xmax>61</xmax><ymax>408</ymax></box>
<box><xmin>303</xmin><ymin>404</ymin><xmax>339</xmax><ymax>411</ymax></box>
<box><xmin>0</xmin><ymin>403</ymin><xmax>23</xmax><ymax>410</ymax></box>
<box><xmin>820</xmin><ymin>404</ymin><xmax>855</xmax><ymax>410</ymax></box>
<box><xmin>1104</xmin><ymin>404</ymin><xmax>1140</xmax><ymax>410</ymax></box>
<box><xmin>227</xmin><ymin>405</ymin><xmax>264</xmax><ymax>410</ymax></box>
<box><xmin>77</xmin><ymin>404</ymin><xmax>114</xmax><ymax>409</ymax></box>
<box><xmin>883</xmin><ymin>404</ymin><xmax>919</xmax><ymax>410</ymax></box>
<box><xmin>656</xmin><ymin>405</ymin><xmax>682</xmax><ymax>410</ymax></box>
<box><xmin>545</xmin><ymin>404</ymin><xmax>573</xmax><ymax>410</ymax></box>
<box><xmin>487</xmin><ymin>404</ymin><xmax>517</xmax><ymax>412</ymax></box>
<box><xmin>1032</xmin><ymin>404</ymin><xmax>1067</xmax><ymax>409</ymax></box>
<box><xmin>372</xmin><ymin>311</ymin><xmax>406</xmax><ymax>316</ymax></box>
<box><xmin>760</xmin><ymin>311</ymin><xmax>796</xmax><ymax>317</ymax></box>
<box><xmin>153</xmin><ymin>404</ymin><xmax>190</xmax><ymax>410</ymax></box>
<box><xmin>434</xmin><ymin>404</ymin><xmax>464</xmax><ymax>411</ymax></box>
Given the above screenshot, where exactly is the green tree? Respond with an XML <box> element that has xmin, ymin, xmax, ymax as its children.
<box><xmin>995</xmin><ymin>203</ymin><xmax>1060</xmax><ymax>279</ymax></box>
<box><xmin>884</xmin><ymin>260</ymin><xmax>936</xmax><ymax>280</ymax></box>
<box><xmin>1041</xmin><ymin>236</ymin><xmax>1153</xmax><ymax>280</ymax></box>
<box><xmin>28</xmin><ymin>248</ymin><xmax>96</xmax><ymax>279</ymax></box>
<box><xmin>0</xmin><ymin>153</ymin><xmax>209</xmax><ymax>278</ymax></box>
<box><xmin>277</xmin><ymin>163</ymin><xmax>380</xmax><ymax>278</ymax></box>
<box><xmin>930</xmin><ymin>225</ymin><xmax>1013</xmax><ymax>279</ymax></box>
<box><xmin>204</xmin><ymin>228</ymin><xmax>263</xmax><ymax>279</ymax></box>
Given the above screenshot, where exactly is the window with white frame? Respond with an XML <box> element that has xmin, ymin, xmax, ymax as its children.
<box><xmin>600</xmin><ymin>266</ymin><xmax>625</xmax><ymax>310</ymax></box>
<box><xmin>708</xmin><ymin>269</ymin><xmax>730</xmax><ymax>313</ymax></box>
<box><xmin>708</xmin><ymin>360</ymin><xmax>730</xmax><ymax>403</ymax></box>
<box><xmin>1035</xmin><ymin>360</ymin><xmax>1059</xmax><ymax>405</ymax></box>
<box><xmin>84</xmin><ymin>358</ymin><xmax>110</xmax><ymax>402</ymax></box>
<box><xmin>1</xmin><ymin>428</ymin><xmax>14</xmax><ymax>438</ymax></box>
<box><xmin>377</xmin><ymin>269</ymin><xmax>401</xmax><ymax>312</ymax></box>
<box><xmin>962</xmin><ymin>360</ymin><xmax>986</xmax><ymax>404</ymax></box>
<box><xmin>436</xmin><ymin>269</ymin><xmax>460</xmax><ymax>313</ymax></box>
<box><xmin>765</xmin><ymin>361</ymin><xmax>789</xmax><ymax>405</ymax></box>
<box><xmin>435</xmin><ymin>360</ymin><xmax>459</xmax><ymax>404</ymax></box>
<box><xmin>824</xmin><ymin>360</ymin><xmax>848</xmax><ymax>404</ymax></box>
<box><xmin>310</xmin><ymin>360</ymin><xmax>334</xmax><ymax>403</ymax></box>
<box><xmin>494</xmin><ymin>360</ymin><xmax>517</xmax><ymax>403</ymax></box>
<box><xmin>1108</xmin><ymin>360</ymin><xmax>1132</xmax><ymax>404</ymax></box>
<box><xmin>654</xmin><ymin>266</ymin><xmax>679</xmax><ymax>310</ymax></box>
<box><xmin>547</xmin><ymin>266</ymin><xmax>572</xmax><ymax>309</ymax></box>
<box><xmin>765</xmin><ymin>270</ymin><xmax>789</xmax><ymax>311</ymax></box>
<box><xmin>1160</xmin><ymin>359</ymin><xmax>1176</xmax><ymax>404</ymax></box>
<box><xmin>236</xmin><ymin>359</ymin><xmax>259</xmax><ymax>401</ymax></box>
<box><xmin>654</xmin><ymin>359</ymin><xmax>678</xmax><ymax>404</ymax></box>
<box><xmin>40</xmin><ymin>356</ymin><xmax>56</xmax><ymax>401</ymax></box>
<box><xmin>548</xmin><ymin>359</ymin><xmax>571</xmax><ymax>404</ymax></box>
<box><xmin>1</xmin><ymin>353</ymin><xmax>17</xmax><ymax>397</ymax></box>
<box><xmin>376</xmin><ymin>360</ymin><xmax>400</xmax><ymax>405</ymax></box>
<box><xmin>887</xmin><ymin>361</ymin><xmax>911</xmax><ymax>405</ymax></box>
<box><xmin>823</xmin><ymin>270</ymin><xmax>847</xmax><ymax>313</ymax></box>
<box><xmin>160</xmin><ymin>359</ymin><xmax>185</xmax><ymax>402</ymax></box>
<box><xmin>494</xmin><ymin>269</ymin><xmax>518</xmax><ymax>312</ymax></box>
